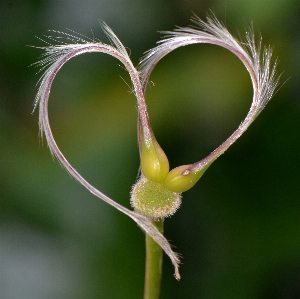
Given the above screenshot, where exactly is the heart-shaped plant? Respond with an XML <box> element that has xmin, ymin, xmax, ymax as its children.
<box><xmin>33</xmin><ymin>13</ymin><xmax>280</xmax><ymax>298</ymax></box>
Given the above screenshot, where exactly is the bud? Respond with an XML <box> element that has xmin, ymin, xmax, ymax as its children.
<box><xmin>140</xmin><ymin>134</ymin><xmax>170</xmax><ymax>183</ymax></box>
<box><xmin>131</xmin><ymin>177</ymin><xmax>181</xmax><ymax>219</ymax></box>
<box><xmin>163</xmin><ymin>163</ymin><xmax>212</xmax><ymax>193</ymax></box>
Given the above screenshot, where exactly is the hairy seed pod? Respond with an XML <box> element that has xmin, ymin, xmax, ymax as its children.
<box><xmin>131</xmin><ymin>177</ymin><xmax>181</xmax><ymax>219</ymax></box>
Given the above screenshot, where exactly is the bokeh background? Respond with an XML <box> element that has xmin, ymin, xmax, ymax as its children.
<box><xmin>1</xmin><ymin>0</ymin><xmax>300</xmax><ymax>298</ymax></box>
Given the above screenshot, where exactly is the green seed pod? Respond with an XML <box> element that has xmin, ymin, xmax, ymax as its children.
<box><xmin>131</xmin><ymin>177</ymin><xmax>181</xmax><ymax>219</ymax></box>
<box><xmin>140</xmin><ymin>137</ymin><xmax>169</xmax><ymax>183</ymax></box>
<box><xmin>163</xmin><ymin>163</ymin><xmax>211</xmax><ymax>193</ymax></box>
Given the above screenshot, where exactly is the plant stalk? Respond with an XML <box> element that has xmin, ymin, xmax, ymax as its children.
<box><xmin>143</xmin><ymin>219</ymin><xmax>164</xmax><ymax>299</ymax></box>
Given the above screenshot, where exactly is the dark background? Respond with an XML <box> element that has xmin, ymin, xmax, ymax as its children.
<box><xmin>1</xmin><ymin>0</ymin><xmax>300</xmax><ymax>298</ymax></box>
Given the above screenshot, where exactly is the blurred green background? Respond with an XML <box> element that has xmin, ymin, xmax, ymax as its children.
<box><xmin>1</xmin><ymin>0</ymin><xmax>300</xmax><ymax>298</ymax></box>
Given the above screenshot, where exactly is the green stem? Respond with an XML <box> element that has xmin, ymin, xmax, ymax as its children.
<box><xmin>143</xmin><ymin>219</ymin><xmax>164</xmax><ymax>299</ymax></box>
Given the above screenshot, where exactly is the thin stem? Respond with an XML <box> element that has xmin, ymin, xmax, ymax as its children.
<box><xmin>144</xmin><ymin>219</ymin><xmax>164</xmax><ymax>299</ymax></box>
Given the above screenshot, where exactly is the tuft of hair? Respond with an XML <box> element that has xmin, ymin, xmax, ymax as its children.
<box><xmin>138</xmin><ymin>12</ymin><xmax>281</xmax><ymax>125</ymax></box>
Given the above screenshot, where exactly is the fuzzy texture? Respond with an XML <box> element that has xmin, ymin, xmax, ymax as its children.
<box><xmin>131</xmin><ymin>177</ymin><xmax>182</xmax><ymax>219</ymax></box>
<box><xmin>32</xmin><ymin>13</ymin><xmax>280</xmax><ymax>280</ymax></box>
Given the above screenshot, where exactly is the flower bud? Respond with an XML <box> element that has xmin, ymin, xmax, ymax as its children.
<box><xmin>140</xmin><ymin>137</ymin><xmax>170</xmax><ymax>183</ymax></box>
<box><xmin>163</xmin><ymin>163</ymin><xmax>211</xmax><ymax>193</ymax></box>
<box><xmin>131</xmin><ymin>177</ymin><xmax>181</xmax><ymax>219</ymax></box>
